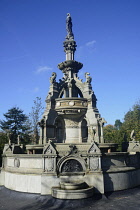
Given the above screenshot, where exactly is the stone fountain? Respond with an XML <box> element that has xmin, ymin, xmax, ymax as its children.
<box><xmin>0</xmin><ymin>14</ymin><xmax>140</xmax><ymax>199</ymax></box>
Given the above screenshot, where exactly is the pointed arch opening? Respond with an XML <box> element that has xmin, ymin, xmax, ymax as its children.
<box><xmin>59</xmin><ymin>84</ymin><xmax>83</xmax><ymax>98</ymax></box>
<box><xmin>81</xmin><ymin>119</ymin><xmax>88</xmax><ymax>142</ymax></box>
<box><xmin>72</xmin><ymin>86</ymin><xmax>83</xmax><ymax>98</ymax></box>
<box><xmin>55</xmin><ymin>117</ymin><xmax>65</xmax><ymax>143</ymax></box>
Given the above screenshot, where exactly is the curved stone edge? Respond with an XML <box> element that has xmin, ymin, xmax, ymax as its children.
<box><xmin>1</xmin><ymin>168</ymin><xmax>140</xmax><ymax>195</ymax></box>
<box><xmin>51</xmin><ymin>186</ymin><xmax>94</xmax><ymax>199</ymax></box>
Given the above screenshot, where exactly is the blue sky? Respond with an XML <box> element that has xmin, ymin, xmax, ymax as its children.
<box><xmin>0</xmin><ymin>0</ymin><xmax>140</xmax><ymax>125</ymax></box>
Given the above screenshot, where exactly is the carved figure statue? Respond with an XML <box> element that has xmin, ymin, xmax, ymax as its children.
<box><xmin>62</xmin><ymin>72</ymin><xmax>69</xmax><ymax>81</ymax></box>
<box><xmin>67</xmin><ymin>78</ymin><xmax>73</xmax><ymax>88</ymax></box>
<box><xmin>38</xmin><ymin>119</ymin><xmax>45</xmax><ymax>128</ymax></box>
<box><xmin>85</xmin><ymin>72</ymin><xmax>92</xmax><ymax>84</ymax></box>
<box><xmin>130</xmin><ymin>130</ymin><xmax>135</xmax><ymax>141</ymax></box>
<box><xmin>66</xmin><ymin>13</ymin><xmax>74</xmax><ymax>39</ymax></box>
<box><xmin>68</xmin><ymin>144</ymin><xmax>77</xmax><ymax>155</ymax></box>
<box><xmin>92</xmin><ymin>127</ymin><xmax>96</xmax><ymax>138</ymax></box>
<box><xmin>50</xmin><ymin>72</ymin><xmax>57</xmax><ymax>84</ymax></box>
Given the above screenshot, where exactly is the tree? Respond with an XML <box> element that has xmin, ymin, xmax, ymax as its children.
<box><xmin>114</xmin><ymin>119</ymin><xmax>122</xmax><ymax>130</ymax></box>
<box><xmin>29</xmin><ymin>97</ymin><xmax>44</xmax><ymax>144</ymax></box>
<box><xmin>103</xmin><ymin>122</ymin><xmax>124</xmax><ymax>151</ymax></box>
<box><xmin>103</xmin><ymin>100</ymin><xmax>140</xmax><ymax>151</ymax></box>
<box><xmin>0</xmin><ymin>107</ymin><xmax>30</xmax><ymax>144</ymax></box>
<box><xmin>122</xmin><ymin>102</ymin><xmax>140</xmax><ymax>141</ymax></box>
<box><xmin>103</xmin><ymin>124</ymin><xmax>117</xmax><ymax>143</ymax></box>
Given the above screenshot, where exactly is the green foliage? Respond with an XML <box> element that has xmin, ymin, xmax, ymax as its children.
<box><xmin>114</xmin><ymin>119</ymin><xmax>122</xmax><ymax>130</ymax></box>
<box><xmin>0</xmin><ymin>107</ymin><xmax>31</xmax><ymax>144</ymax></box>
<box><xmin>103</xmin><ymin>124</ymin><xmax>114</xmax><ymax>143</ymax></box>
<box><xmin>103</xmin><ymin>100</ymin><xmax>140</xmax><ymax>151</ymax></box>
<box><xmin>104</xmin><ymin>125</ymin><xmax>118</xmax><ymax>143</ymax></box>
<box><xmin>122</xmin><ymin>102</ymin><xmax>140</xmax><ymax>141</ymax></box>
<box><xmin>103</xmin><ymin>123</ymin><xmax>124</xmax><ymax>151</ymax></box>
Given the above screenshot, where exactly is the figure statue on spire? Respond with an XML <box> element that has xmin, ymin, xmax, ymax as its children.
<box><xmin>66</xmin><ymin>13</ymin><xmax>74</xmax><ymax>39</ymax></box>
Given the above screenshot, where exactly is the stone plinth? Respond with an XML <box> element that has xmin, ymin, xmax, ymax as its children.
<box><xmin>55</xmin><ymin>98</ymin><xmax>88</xmax><ymax>143</ymax></box>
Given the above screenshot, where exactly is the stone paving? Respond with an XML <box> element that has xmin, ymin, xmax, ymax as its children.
<box><xmin>0</xmin><ymin>186</ymin><xmax>140</xmax><ymax>210</ymax></box>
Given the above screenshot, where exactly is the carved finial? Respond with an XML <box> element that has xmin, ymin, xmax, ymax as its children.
<box><xmin>50</xmin><ymin>72</ymin><xmax>57</xmax><ymax>84</ymax></box>
<box><xmin>7</xmin><ymin>132</ymin><xmax>11</xmax><ymax>145</ymax></box>
<box><xmin>66</xmin><ymin>13</ymin><xmax>74</xmax><ymax>40</ymax></box>
<box><xmin>130</xmin><ymin>130</ymin><xmax>135</xmax><ymax>141</ymax></box>
<box><xmin>85</xmin><ymin>72</ymin><xmax>92</xmax><ymax>84</ymax></box>
<box><xmin>98</xmin><ymin>117</ymin><xmax>107</xmax><ymax>126</ymax></box>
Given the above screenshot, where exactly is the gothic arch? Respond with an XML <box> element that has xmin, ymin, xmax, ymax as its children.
<box><xmin>81</xmin><ymin>118</ymin><xmax>88</xmax><ymax>142</ymax></box>
<box><xmin>57</xmin><ymin>155</ymin><xmax>86</xmax><ymax>174</ymax></box>
<box><xmin>54</xmin><ymin>117</ymin><xmax>65</xmax><ymax>143</ymax></box>
<box><xmin>58</xmin><ymin>82</ymin><xmax>83</xmax><ymax>98</ymax></box>
<box><xmin>59</xmin><ymin>84</ymin><xmax>69</xmax><ymax>98</ymax></box>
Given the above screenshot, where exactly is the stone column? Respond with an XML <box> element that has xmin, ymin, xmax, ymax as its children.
<box><xmin>69</xmin><ymin>87</ymin><xmax>72</xmax><ymax>97</ymax></box>
<box><xmin>98</xmin><ymin>117</ymin><xmax>107</xmax><ymax>143</ymax></box>
<box><xmin>42</xmin><ymin>119</ymin><xmax>47</xmax><ymax>145</ymax></box>
<box><xmin>79</xmin><ymin>122</ymin><xmax>82</xmax><ymax>142</ymax></box>
<box><xmin>39</xmin><ymin>119</ymin><xmax>45</xmax><ymax>145</ymax></box>
<box><xmin>63</xmin><ymin>39</ymin><xmax>77</xmax><ymax>62</ymax></box>
<box><xmin>64</xmin><ymin>89</ymin><xmax>66</xmax><ymax>98</ymax></box>
<box><xmin>94</xmin><ymin>124</ymin><xmax>100</xmax><ymax>143</ymax></box>
<box><xmin>64</xmin><ymin>118</ymin><xmax>79</xmax><ymax>143</ymax></box>
<box><xmin>66</xmin><ymin>51</ymin><xmax>74</xmax><ymax>60</ymax></box>
<box><xmin>39</xmin><ymin>127</ymin><xmax>43</xmax><ymax>144</ymax></box>
<box><xmin>17</xmin><ymin>135</ymin><xmax>20</xmax><ymax>145</ymax></box>
<box><xmin>43</xmin><ymin>126</ymin><xmax>47</xmax><ymax>145</ymax></box>
<box><xmin>68</xmin><ymin>78</ymin><xmax>72</xmax><ymax>97</ymax></box>
<box><xmin>100</xmin><ymin>125</ymin><xmax>104</xmax><ymax>143</ymax></box>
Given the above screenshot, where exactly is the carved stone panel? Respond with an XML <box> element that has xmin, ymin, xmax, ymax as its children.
<box><xmin>65</xmin><ymin>119</ymin><xmax>79</xmax><ymax>128</ymax></box>
<box><xmin>45</xmin><ymin>158</ymin><xmax>54</xmax><ymax>172</ymax></box>
<box><xmin>61</xmin><ymin>159</ymin><xmax>83</xmax><ymax>172</ymax></box>
<box><xmin>14</xmin><ymin>158</ymin><xmax>20</xmax><ymax>168</ymax></box>
<box><xmin>89</xmin><ymin>157</ymin><xmax>99</xmax><ymax>171</ymax></box>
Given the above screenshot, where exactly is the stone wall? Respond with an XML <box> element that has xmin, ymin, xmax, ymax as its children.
<box><xmin>1</xmin><ymin>151</ymin><xmax>140</xmax><ymax>195</ymax></box>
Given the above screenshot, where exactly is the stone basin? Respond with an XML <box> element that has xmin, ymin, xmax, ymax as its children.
<box><xmin>51</xmin><ymin>181</ymin><xmax>93</xmax><ymax>199</ymax></box>
<box><xmin>55</xmin><ymin>98</ymin><xmax>87</xmax><ymax>116</ymax></box>
<box><xmin>60</xmin><ymin>181</ymin><xmax>88</xmax><ymax>190</ymax></box>
<box><xmin>58</xmin><ymin>60</ymin><xmax>83</xmax><ymax>72</ymax></box>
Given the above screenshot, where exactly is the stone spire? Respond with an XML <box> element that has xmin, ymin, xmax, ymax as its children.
<box><xmin>64</xmin><ymin>13</ymin><xmax>77</xmax><ymax>61</ymax></box>
<box><xmin>58</xmin><ymin>14</ymin><xmax>83</xmax><ymax>79</ymax></box>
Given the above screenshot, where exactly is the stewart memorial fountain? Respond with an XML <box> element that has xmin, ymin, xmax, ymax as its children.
<box><xmin>0</xmin><ymin>14</ymin><xmax>140</xmax><ymax>199</ymax></box>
